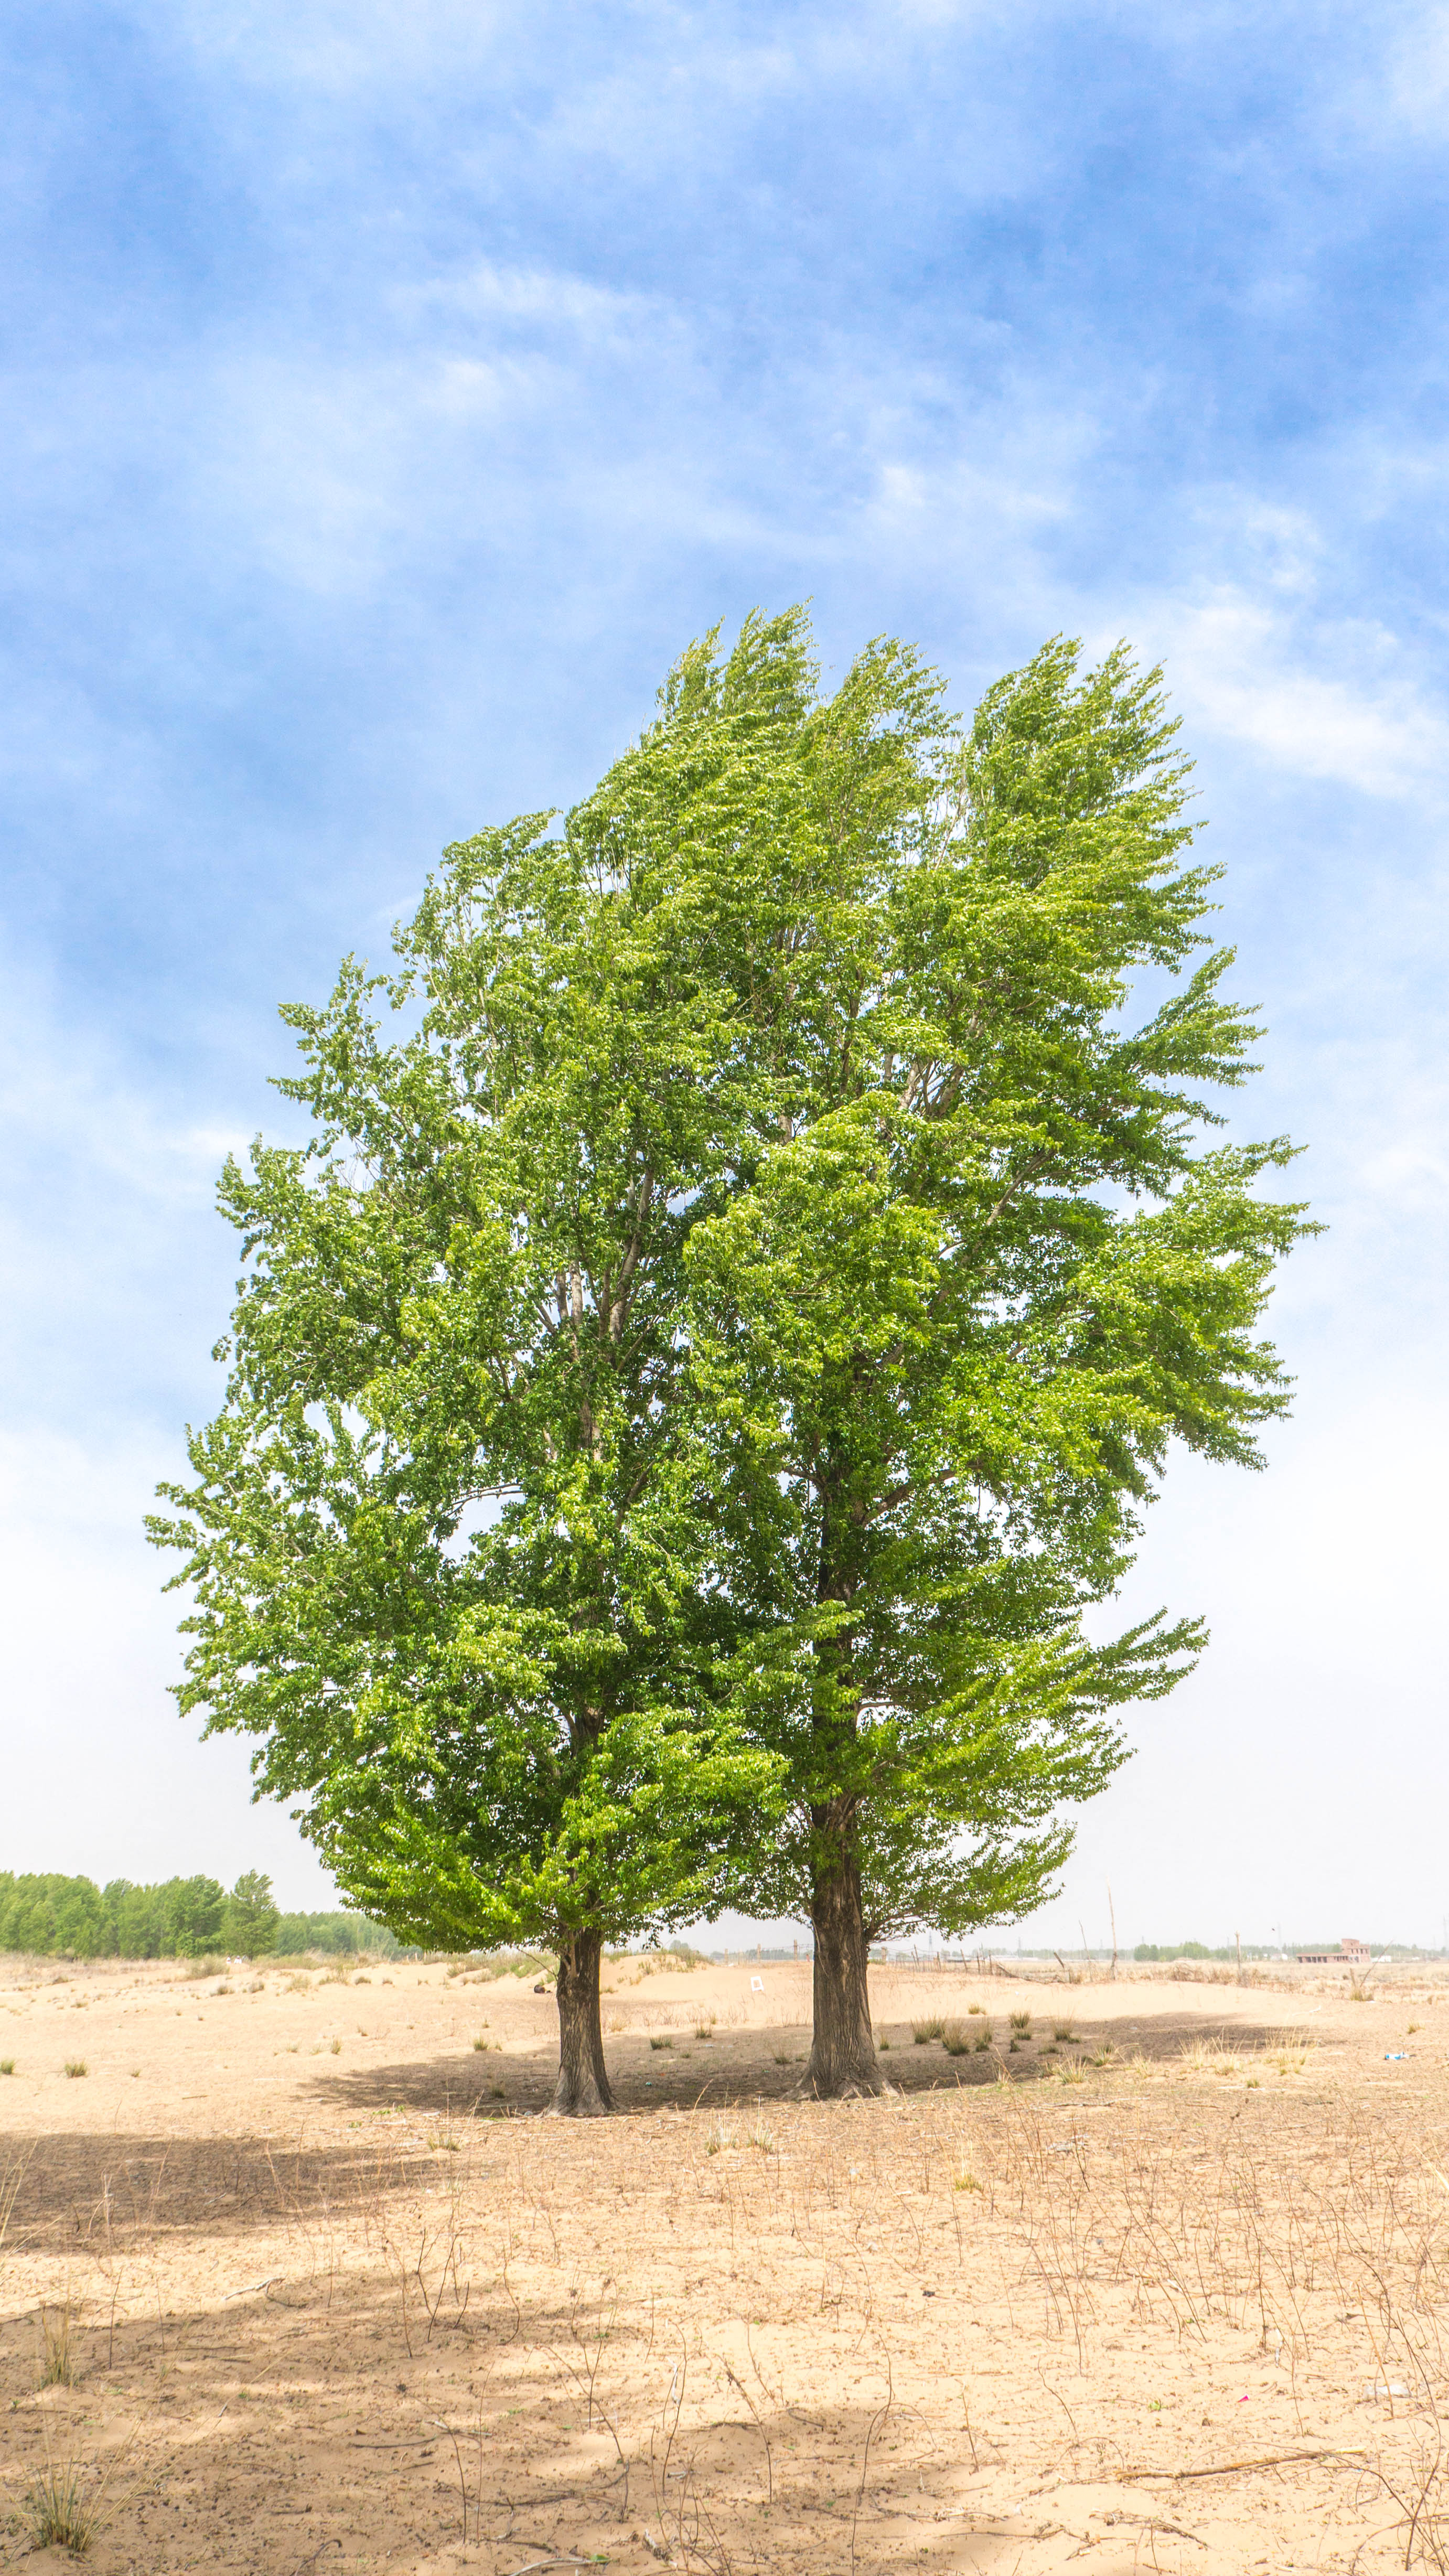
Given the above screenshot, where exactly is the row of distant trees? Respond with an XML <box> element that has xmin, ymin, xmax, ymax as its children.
<box><xmin>0</xmin><ymin>1871</ymin><xmax>394</xmax><ymax>1960</ymax></box>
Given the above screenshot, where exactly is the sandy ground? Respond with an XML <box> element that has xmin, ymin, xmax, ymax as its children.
<box><xmin>3</xmin><ymin>1950</ymin><xmax>1448</xmax><ymax>2574</ymax></box>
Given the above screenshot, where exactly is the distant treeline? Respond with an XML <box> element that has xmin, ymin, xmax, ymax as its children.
<box><xmin>1135</xmin><ymin>1940</ymin><xmax>1286</xmax><ymax>1962</ymax></box>
<box><xmin>0</xmin><ymin>1871</ymin><xmax>397</xmax><ymax>1960</ymax></box>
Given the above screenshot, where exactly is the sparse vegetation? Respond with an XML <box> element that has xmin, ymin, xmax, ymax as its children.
<box><xmin>1009</xmin><ymin>2010</ymin><xmax>1032</xmax><ymax>2036</ymax></box>
<box><xmin>912</xmin><ymin>2016</ymin><xmax>945</xmax><ymax>2045</ymax></box>
<box><xmin>941</xmin><ymin>2020</ymin><xmax>971</xmax><ymax>2056</ymax></box>
<box><xmin>0</xmin><ymin>2057</ymin><xmax>13</xmax><ymax>2074</ymax></box>
<box><xmin>4</xmin><ymin>1955</ymin><xmax>1449</xmax><ymax>2569</ymax></box>
<box><xmin>63</xmin><ymin>2057</ymin><xmax>88</xmax><ymax>2077</ymax></box>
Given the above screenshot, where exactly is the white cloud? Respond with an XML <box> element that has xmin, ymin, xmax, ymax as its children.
<box><xmin>1149</xmin><ymin>589</ymin><xmax>1449</xmax><ymax>799</ymax></box>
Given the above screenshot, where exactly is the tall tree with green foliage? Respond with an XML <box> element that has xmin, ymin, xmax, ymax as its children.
<box><xmin>149</xmin><ymin>648</ymin><xmax>800</xmax><ymax>2110</ymax></box>
<box><xmin>677</xmin><ymin>616</ymin><xmax>1314</xmax><ymax>2095</ymax></box>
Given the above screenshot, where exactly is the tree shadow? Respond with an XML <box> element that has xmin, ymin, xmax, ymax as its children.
<box><xmin>312</xmin><ymin>1997</ymin><xmax>1298</xmax><ymax>2123</ymax></box>
<box><xmin>4</xmin><ymin>2127</ymin><xmax>438</xmax><ymax>2255</ymax></box>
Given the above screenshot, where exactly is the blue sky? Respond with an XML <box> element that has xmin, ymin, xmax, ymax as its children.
<box><xmin>3</xmin><ymin>0</ymin><xmax>1446</xmax><ymax>1943</ymax></box>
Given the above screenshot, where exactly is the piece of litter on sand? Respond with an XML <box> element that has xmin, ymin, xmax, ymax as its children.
<box><xmin>1384</xmin><ymin>2051</ymin><xmax>1408</xmax><ymax>2062</ymax></box>
<box><xmin>1363</xmin><ymin>2381</ymin><xmax>1410</xmax><ymax>2399</ymax></box>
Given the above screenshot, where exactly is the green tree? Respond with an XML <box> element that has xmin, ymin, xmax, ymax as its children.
<box><xmin>149</xmin><ymin>674</ymin><xmax>793</xmax><ymax>2109</ymax></box>
<box><xmin>681</xmin><ymin>619</ymin><xmax>1315</xmax><ymax>2094</ymax></box>
<box><xmin>160</xmin><ymin>1875</ymin><xmax>227</xmax><ymax>1957</ymax></box>
<box><xmin>223</xmin><ymin>1870</ymin><xmax>281</xmax><ymax>1955</ymax></box>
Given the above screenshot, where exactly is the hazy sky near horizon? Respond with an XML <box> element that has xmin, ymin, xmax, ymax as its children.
<box><xmin>2</xmin><ymin>0</ymin><xmax>1446</xmax><ymax>1947</ymax></box>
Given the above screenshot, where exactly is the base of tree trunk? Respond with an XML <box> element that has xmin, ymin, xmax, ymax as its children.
<box><xmin>543</xmin><ymin>1927</ymin><xmax>615</xmax><ymax>2116</ymax></box>
<box><xmin>802</xmin><ymin>1847</ymin><xmax>892</xmax><ymax>2099</ymax></box>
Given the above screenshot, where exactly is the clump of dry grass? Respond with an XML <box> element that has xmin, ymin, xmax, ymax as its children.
<box><xmin>0</xmin><ymin>2056</ymin><xmax>14</xmax><ymax>2074</ymax></box>
<box><xmin>18</xmin><ymin>2423</ymin><xmax>132</xmax><ymax>2557</ymax></box>
<box><xmin>695</xmin><ymin>2017</ymin><xmax>716</xmax><ymax>2040</ymax></box>
<box><xmin>941</xmin><ymin>2019</ymin><xmax>971</xmax><ymax>2057</ymax></box>
<box><xmin>1010</xmin><ymin>2009</ymin><xmax>1032</xmax><ymax>2037</ymax></box>
<box><xmin>63</xmin><ymin>2057</ymin><xmax>88</xmax><ymax>2078</ymax></box>
<box><xmin>912</xmin><ymin>2016</ymin><xmax>945</xmax><ymax>2045</ymax></box>
<box><xmin>1051</xmin><ymin>2022</ymin><xmax>1077</xmax><ymax>2043</ymax></box>
<box><xmin>38</xmin><ymin>2291</ymin><xmax>79</xmax><ymax>2386</ymax></box>
<box><xmin>650</xmin><ymin>2036</ymin><xmax>673</xmax><ymax>2051</ymax></box>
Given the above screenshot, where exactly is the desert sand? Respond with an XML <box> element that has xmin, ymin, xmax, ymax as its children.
<box><xmin>2</xmin><ymin>1948</ymin><xmax>1447</xmax><ymax>2572</ymax></box>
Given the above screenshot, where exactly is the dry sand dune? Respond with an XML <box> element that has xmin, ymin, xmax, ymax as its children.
<box><xmin>3</xmin><ymin>1952</ymin><xmax>1447</xmax><ymax>2571</ymax></box>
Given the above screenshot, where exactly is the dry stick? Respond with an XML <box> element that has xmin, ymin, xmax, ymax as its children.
<box><xmin>849</xmin><ymin>2356</ymin><xmax>894</xmax><ymax>2576</ymax></box>
<box><xmin>720</xmin><ymin>2357</ymin><xmax>773</xmax><ymax>2505</ymax></box>
<box><xmin>433</xmin><ymin>2419</ymin><xmax>470</xmax><ymax>2545</ymax></box>
<box><xmin>1124</xmin><ymin>2447</ymin><xmax>1370</xmax><ymax>2482</ymax></box>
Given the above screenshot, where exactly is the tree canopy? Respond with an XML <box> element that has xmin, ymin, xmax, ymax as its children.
<box><xmin>152</xmin><ymin>607</ymin><xmax>1313</xmax><ymax>2103</ymax></box>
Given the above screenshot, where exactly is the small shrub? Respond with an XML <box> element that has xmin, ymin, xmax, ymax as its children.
<box><xmin>953</xmin><ymin>2169</ymin><xmax>982</xmax><ymax>2193</ymax></box>
<box><xmin>967</xmin><ymin>2002</ymin><xmax>984</xmax><ymax>2016</ymax></box>
<box><xmin>1010</xmin><ymin>2010</ymin><xmax>1032</xmax><ymax>2036</ymax></box>
<box><xmin>1052</xmin><ymin>2023</ymin><xmax>1077</xmax><ymax>2043</ymax></box>
<box><xmin>489</xmin><ymin>2085</ymin><xmax>506</xmax><ymax>2099</ymax></box>
<box><xmin>973</xmin><ymin>2018</ymin><xmax>994</xmax><ymax>2052</ymax></box>
<box><xmin>286</xmin><ymin>1974</ymin><xmax>310</xmax><ymax>1992</ymax></box>
<box><xmin>772</xmin><ymin>2049</ymin><xmax>792</xmax><ymax>2065</ymax></box>
<box><xmin>472</xmin><ymin>2035</ymin><xmax>489</xmax><ymax>2052</ymax></box>
<box><xmin>695</xmin><ymin>2019</ymin><xmax>715</xmax><ymax>2039</ymax></box>
<box><xmin>747</xmin><ymin>2128</ymin><xmax>775</xmax><ymax>2153</ymax></box>
<box><xmin>64</xmin><ymin>2059</ymin><xmax>88</xmax><ymax>2079</ymax></box>
<box><xmin>941</xmin><ymin>2020</ymin><xmax>971</xmax><ymax>2056</ymax></box>
<box><xmin>1058</xmin><ymin>2059</ymin><xmax>1087</xmax><ymax>2085</ymax></box>
<box><xmin>0</xmin><ymin>2058</ymin><xmax>14</xmax><ymax>2075</ymax></box>
<box><xmin>878</xmin><ymin>2036</ymin><xmax>891</xmax><ymax>2051</ymax></box>
<box><xmin>912</xmin><ymin>2016</ymin><xmax>944</xmax><ymax>2045</ymax></box>
<box><xmin>650</xmin><ymin>2036</ymin><xmax>673</xmax><ymax>2051</ymax></box>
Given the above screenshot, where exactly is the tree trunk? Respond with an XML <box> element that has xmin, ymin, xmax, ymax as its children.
<box><xmin>804</xmin><ymin>1828</ymin><xmax>890</xmax><ymax>2098</ymax></box>
<box><xmin>547</xmin><ymin>1928</ymin><xmax>615</xmax><ymax>2115</ymax></box>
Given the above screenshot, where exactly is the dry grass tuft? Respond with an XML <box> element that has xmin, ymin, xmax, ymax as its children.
<box><xmin>17</xmin><ymin>2422</ymin><xmax>132</xmax><ymax>2557</ymax></box>
<box><xmin>38</xmin><ymin>2291</ymin><xmax>79</xmax><ymax>2386</ymax></box>
<box><xmin>63</xmin><ymin>2058</ymin><xmax>88</xmax><ymax>2078</ymax></box>
<box><xmin>912</xmin><ymin>2015</ymin><xmax>945</xmax><ymax>2045</ymax></box>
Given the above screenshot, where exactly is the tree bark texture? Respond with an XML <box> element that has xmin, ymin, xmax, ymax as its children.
<box><xmin>548</xmin><ymin>1928</ymin><xmax>615</xmax><ymax>2115</ymax></box>
<box><xmin>805</xmin><ymin>1824</ymin><xmax>889</xmax><ymax>2097</ymax></box>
